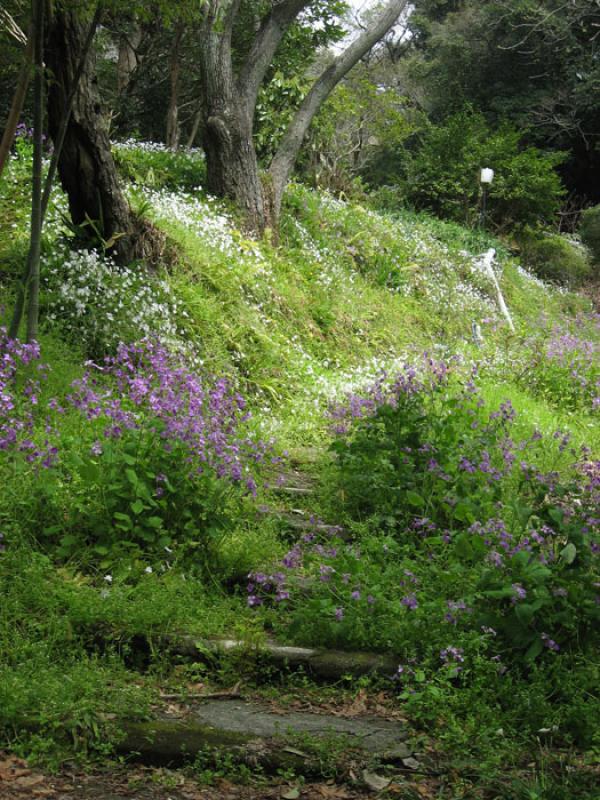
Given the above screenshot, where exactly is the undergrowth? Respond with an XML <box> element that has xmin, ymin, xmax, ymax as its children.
<box><xmin>0</xmin><ymin>141</ymin><xmax>598</xmax><ymax>797</ymax></box>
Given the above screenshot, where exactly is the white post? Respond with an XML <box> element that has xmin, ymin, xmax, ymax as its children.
<box><xmin>479</xmin><ymin>248</ymin><xmax>515</xmax><ymax>333</ymax></box>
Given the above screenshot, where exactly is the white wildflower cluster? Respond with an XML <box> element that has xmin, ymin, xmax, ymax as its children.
<box><xmin>44</xmin><ymin>249</ymin><xmax>184</xmax><ymax>355</ymax></box>
<box><xmin>515</xmin><ymin>264</ymin><xmax>552</xmax><ymax>291</ymax></box>
<box><xmin>294</xmin><ymin>187</ymin><xmax>501</xmax><ymax>320</ymax></box>
<box><xmin>113</xmin><ymin>139</ymin><xmax>204</xmax><ymax>157</ymax></box>
<box><xmin>143</xmin><ymin>188</ymin><xmax>265</xmax><ymax>264</ymax></box>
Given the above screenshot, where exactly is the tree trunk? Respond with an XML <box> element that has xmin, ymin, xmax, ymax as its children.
<box><xmin>24</xmin><ymin>0</ymin><xmax>44</xmax><ymax>343</ymax></box>
<box><xmin>165</xmin><ymin>24</ymin><xmax>183</xmax><ymax>150</ymax></box>
<box><xmin>45</xmin><ymin>7</ymin><xmax>138</xmax><ymax>263</ymax></box>
<box><xmin>199</xmin><ymin>12</ymin><xmax>266</xmax><ymax>233</ymax></box>
<box><xmin>186</xmin><ymin>107</ymin><xmax>202</xmax><ymax>148</ymax></box>
<box><xmin>0</xmin><ymin>34</ymin><xmax>33</xmax><ymax>181</ymax></box>
<box><xmin>203</xmin><ymin>104</ymin><xmax>266</xmax><ymax>232</ymax></box>
<box><xmin>117</xmin><ymin>25</ymin><xmax>141</xmax><ymax>95</ymax></box>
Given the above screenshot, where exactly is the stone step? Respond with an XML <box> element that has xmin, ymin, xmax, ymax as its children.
<box><xmin>118</xmin><ymin>698</ymin><xmax>414</xmax><ymax>771</ymax></box>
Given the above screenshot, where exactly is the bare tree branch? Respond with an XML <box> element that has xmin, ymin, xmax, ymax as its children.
<box><xmin>268</xmin><ymin>0</ymin><xmax>410</xmax><ymax>209</ymax></box>
<box><xmin>0</xmin><ymin>7</ymin><xmax>27</xmax><ymax>45</ymax></box>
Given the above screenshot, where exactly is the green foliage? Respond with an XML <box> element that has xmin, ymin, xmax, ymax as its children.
<box><xmin>298</xmin><ymin>75</ymin><xmax>415</xmax><ymax>194</ymax></box>
<box><xmin>404</xmin><ymin>0</ymin><xmax>600</xmax><ymax>202</ymax></box>
<box><xmin>518</xmin><ymin>231</ymin><xmax>591</xmax><ymax>288</ymax></box>
<box><xmin>36</xmin><ymin>432</ymin><xmax>236</xmax><ymax>570</ymax></box>
<box><xmin>255</xmin><ymin>72</ymin><xmax>309</xmax><ymax>162</ymax></box>
<box><xmin>580</xmin><ymin>204</ymin><xmax>600</xmax><ymax>264</ymax></box>
<box><xmin>388</xmin><ymin>110</ymin><xmax>566</xmax><ymax>229</ymax></box>
<box><xmin>113</xmin><ymin>141</ymin><xmax>206</xmax><ymax>191</ymax></box>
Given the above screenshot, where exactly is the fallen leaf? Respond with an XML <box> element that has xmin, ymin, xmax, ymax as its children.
<box><xmin>16</xmin><ymin>774</ymin><xmax>46</xmax><ymax>788</ymax></box>
<box><xmin>316</xmin><ymin>785</ymin><xmax>351</xmax><ymax>798</ymax></box>
<box><xmin>281</xmin><ymin>788</ymin><xmax>301</xmax><ymax>799</ymax></box>
<box><xmin>282</xmin><ymin>747</ymin><xmax>309</xmax><ymax>758</ymax></box>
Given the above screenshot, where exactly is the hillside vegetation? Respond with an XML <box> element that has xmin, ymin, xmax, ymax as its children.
<box><xmin>0</xmin><ymin>140</ymin><xmax>599</xmax><ymax>798</ymax></box>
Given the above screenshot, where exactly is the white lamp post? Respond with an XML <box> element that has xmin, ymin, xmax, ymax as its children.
<box><xmin>479</xmin><ymin>167</ymin><xmax>494</xmax><ymax>227</ymax></box>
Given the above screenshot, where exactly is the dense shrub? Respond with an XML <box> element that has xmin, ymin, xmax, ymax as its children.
<box><xmin>580</xmin><ymin>204</ymin><xmax>600</xmax><ymax>264</ymax></box>
<box><xmin>0</xmin><ymin>337</ymin><xmax>275</xmax><ymax>568</ymax></box>
<box><xmin>374</xmin><ymin>110</ymin><xmax>566</xmax><ymax>230</ymax></box>
<box><xmin>519</xmin><ymin>231</ymin><xmax>591</xmax><ymax>287</ymax></box>
<box><xmin>249</xmin><ymin>357</ymin><xmax>599</xmax><ymax>672</ymax></box>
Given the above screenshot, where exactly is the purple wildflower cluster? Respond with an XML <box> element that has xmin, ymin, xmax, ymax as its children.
<box><xmin>328</xmin><ymin>354</ymin><xmax>455</xmax><ymax>434</ymax></box>
<box><xmin>0</xmin><ymin>328</ymin><xmax>56</xmax><ymax>467</ymax></box>
<box><xmin>525</xmin><ymin>313</ymin><xmax>600</xmax><ymax>413</ymax></box>
<box><xmin>1</xmin><ymin>334</ymin><xmax>274</xmax><ymax>496</ymax></box>
<box><xmin>66</xmin><ymin>340</ymin><xmax>274</xmax><ymax>492</ymax></box>
<box><xmin>247</xmin><ymin>516</ymin><xmax>364</xmax><ymax>615</ymax></box>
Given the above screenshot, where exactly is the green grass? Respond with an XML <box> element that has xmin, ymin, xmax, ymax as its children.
<box><xmin>0</xmin><ymin>143</ymin><xmax>598</xmax><ymax>796</ymax></box>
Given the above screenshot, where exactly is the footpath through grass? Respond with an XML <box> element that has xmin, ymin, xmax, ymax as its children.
<box><xmin>0</xmin><ymin>140</ymin><xmax>598</xmax><ymax>798</ymax></box>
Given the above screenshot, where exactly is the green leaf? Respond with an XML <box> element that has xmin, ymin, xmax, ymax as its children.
<box><xmin>114</xmin><ymin>511</ymin><xmax>133</xmax><ymax>530</ymax></box>
<box><xmin>524</xmin><ymin>638</ymin><xmax>543</xmax><ymax>662</ymax></box>
<box><xmin>406</xmin><ymin>490</ymin><xmax>425</xmax><ymax>507</ymax></box>
<box><xmin>560</xmin><ymin>543</ymin><xmax>576</xmax><ymax>565</ymax></box>
<box><xmin>453</xmin><ymin>501</ymin><xmax>475</xmax><ymax>523</ymax></box>
<box><xmin>131</xmin><ymin>499</ymin><xmax>145</xmax><ymax>515</ymax></box>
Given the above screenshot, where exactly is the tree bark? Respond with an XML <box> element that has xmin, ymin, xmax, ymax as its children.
<box><xmin>0</xmin><ymin>34</ymin><xmax>33</xmax><ymax>181</ymax></box>
<box><xmin>45</xmin><ymin>7</ymin><xmax>138</xmax><ymax>263</ymax></box>
<box><xmin>186</xmin><ymin>107</ymin><xmax>202</xmax><ymax>148</ymax></box>
<box><xmin>199</xmin><ymin>1</ymin><xmax>266</xmax><ymax>232</ymax></box>
<box><xmin>165</xmin><ymin>24</ymin><xmax>184</xmax><ymax>150</ymax></box>
<box><xmin>24</xmin><ymin>0</ymin><xmax>44</xmax><ymax>344</ymax></box>
<box><xmin>117</xmin><ymin>25</ymin><xmax>142</xmax><ymax>95</ymax></box>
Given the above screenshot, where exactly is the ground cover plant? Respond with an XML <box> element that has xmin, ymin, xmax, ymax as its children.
<box><xmin>0</xmin><ymin>139</ymin><xmax>599</xmax><ymax>798</ymax></box>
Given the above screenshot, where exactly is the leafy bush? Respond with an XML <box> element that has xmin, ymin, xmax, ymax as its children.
<box><xmin>384</xmin><ymin>110</ymin><xmax>566</xmax><ymax>229</ymax></box>
<box><xmin>249</xmin><ymin>357</ymin><xmax>599</xmax><ymax>672</ymax></box>
<box><xmin>113</xmin><ymin>140</ymin><xmax>206</xmax><ymax>191</ymax></box>
<box><xmin>579</xmin><ymin>204</ymin><xmax>600</xmax><ymax>264</ymax></box>
<box><xmin>519</xmin><ymin>231</ymin><xmax>591</xmax><ymax>287</ymax></box>
<box><xmin>0</xmin><ymin>338</ymin><xmax>275</xmax><ymax>569</ymax></box>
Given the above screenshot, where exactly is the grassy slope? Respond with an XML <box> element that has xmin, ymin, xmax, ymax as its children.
<box><xmin>0</xmin><ymin>144</ymin><xmax>598</xmax><ymax>791</ymax></box>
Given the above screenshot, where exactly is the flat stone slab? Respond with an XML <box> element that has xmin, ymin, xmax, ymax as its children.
<box><xmin>188</xmin><ymin>699</ymin><xmax>409</xmax><ymax>753</ymax></box>
<box><xmin>119</xmin><ymin>699</ymin><xmax>412</xmax><ymax>769</ymax></box>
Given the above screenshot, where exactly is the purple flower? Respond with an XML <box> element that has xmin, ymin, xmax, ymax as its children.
<box><xmin>440</xmin><ymin>646</ymin><xmax>464</xmax><ymax>664</ymax></box>
<box><xmin>541</xmin><ymin>633</ymin><xmax>560</xmax><ymax>652</ymax></box>
<box><xmin>511</xmin><ymin>583</ymin><xmax>527</xmax><ymax>602</ymax></box>
<box><xmin>401</xmin><ymin>593</ymin><xmax>418</xmax><ymax>610</ymax></box>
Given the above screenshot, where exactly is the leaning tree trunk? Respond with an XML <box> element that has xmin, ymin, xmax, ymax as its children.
<box><xmin>45</xmin><ymin>7</ymin><xmax>139</xmax><ymax>263</ymax></box>
<box><xmin>198</xmin><ymin>23</ymin><xmax>266</xmax><ymax>233</ymax></box>
<box><xmin>0</xmin><ymin>34</ymin><xmax>33</xmax><ymax>181</ymax></box>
